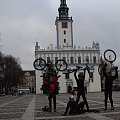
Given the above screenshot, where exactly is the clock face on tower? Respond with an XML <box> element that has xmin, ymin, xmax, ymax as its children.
<box><xmin>62</xmin><ymin>22</ymin><xmax>68</xmax><ymax>28</ymax></box>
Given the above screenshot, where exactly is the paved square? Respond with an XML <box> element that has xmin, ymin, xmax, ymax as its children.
<box><xmin>0</xmin><ymin>91</ymin><xmax>120</xmax><ymax>120</ymax></box>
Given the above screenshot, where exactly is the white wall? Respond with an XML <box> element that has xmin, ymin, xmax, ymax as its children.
<box><xmin>88</xmin><ymin>66</ymin><xmax>101</xmax><ymax>92</ymax></box>
<box><xmin>57</xmin><ymin>21</ymin><xmax>73</xmax><ymax>47</ymax></box>
<box><xmin>36</xmin><ymin>70</ymin><xmax>43</xmax><ymax>94</ymax></box>
<box><xmin>35</xmin><ymin>65</ymin><xmax>101</xmax><ymax>94</ymax></box>
<box><xmin>70</xmin><ymin>66</ymin><xmax>101</xmax><ymax>92</ymax></box>
<box><xmin>35</xmin><ymin>70</ymin><xmax>67</xmax><ymax>94</ymax></box>
<box><xmin>58</xmin><ymin>72</ymin><xmax>67</xmax><ymax>93</ymax></box>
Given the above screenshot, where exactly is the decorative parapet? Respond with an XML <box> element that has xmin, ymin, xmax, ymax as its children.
<box><xmin>35</xmin><ymin>41</ymin><xmax>100</xmax><ymax>51</ymax></box>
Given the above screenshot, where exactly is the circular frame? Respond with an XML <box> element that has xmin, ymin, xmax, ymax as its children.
<box><xmin>104</xmin><ymin>49</ymin><xmax>116</xmax><ymax>63</ymax></box>
<box><xmin>33</xmin><ymin>58</ymin><xmax>46</xmax><ymax>70</ymax></box>
<box><xmin>55</xmin><ymin>59</ymin><xmax>68</xmax><ymax>71</ymax></box>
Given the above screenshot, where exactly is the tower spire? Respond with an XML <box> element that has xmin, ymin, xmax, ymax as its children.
<box><xmin>58</xmin><ymin>0</ymin><xmax>69</xmax><ymax>19</ymax></box>
<box><xmin>61</xmin><ymin>0</ymin><xmax>66</xmax><ymax>4</ymax></box>
<box><xmin>55</xmin><ymin>0</ymin><xmax>73</xmax><ymax>49</ymax></box>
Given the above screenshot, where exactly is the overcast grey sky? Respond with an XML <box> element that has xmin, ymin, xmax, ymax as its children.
<box><xmin>0</xmin><ymin>0</ymin><xmax>120</xmax><ymax>70</ymax></box>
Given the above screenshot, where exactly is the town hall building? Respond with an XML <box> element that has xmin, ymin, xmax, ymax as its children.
<box><xmin>34</xmin><ymin>0</ymin><xmax>101</xmax><ymax>94</ymax></box>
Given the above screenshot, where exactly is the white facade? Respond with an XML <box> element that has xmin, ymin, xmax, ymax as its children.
<box><xmin>34</xmin><ymin>0</ymin><xmax>101</xmax><ymax>94</ymax></box>
<box><xmin>35</xmin><ymin>65</ymin><xmax>101</xmax><ymax>94</ymax></box>
<box><xmin>35</xmin><ymin>43</ymin><xmax>101</xmax><ymax>94</ymax></box>
<box><xmin>55</xmin><ymin>19</ymin><xmax>73</xmax><ymax>49</ymax></box>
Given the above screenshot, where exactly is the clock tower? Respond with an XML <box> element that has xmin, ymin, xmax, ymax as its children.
<box><xmin>55</xmin><ymin>0</ymin><xmax>73</xmax><ymax>49</ymax></box>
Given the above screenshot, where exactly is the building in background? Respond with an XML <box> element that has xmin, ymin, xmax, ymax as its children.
<box><xmin>20</xmin><ymin>70</ymin><xmax>36</xmax><ymax>93</ymax></box>
<box><xmin>34</xmin><ymin>0</ymin><xmax>101</xmax><ymax>94</ymax></box>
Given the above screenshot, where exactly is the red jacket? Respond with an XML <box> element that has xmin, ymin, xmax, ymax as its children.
<box><xmin>53</xmin><ymin>76</ymin><xmax>58</xmax><ymax>85</ymax></box>
<box><xmin>49</xmin><ymin>83</ymin><xmax>54</xmax><ymax>93</ymax></box>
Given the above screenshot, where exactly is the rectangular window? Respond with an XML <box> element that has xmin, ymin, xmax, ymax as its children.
<box><xmin>70</xmin><ymin>57</ymin><xmax>74</xmax><ymax>64</ymax></box>
<box><xmin>39</xmin><ymin>57</ymin><xmax>42</xmax><ymax>59</ymax></box>
<box><xmin>63</xmin><ymin>57</ymin><xmax>66</xmax><ymax>61</ymax></box>
<box><xmin>65</xmin><ymin>73</ymin><xmax>69</xmax><ymax>79</ymax></box>
<box><xmin>62</xmin><ymin>22</ymin><xmax>68</xmax><ymax>28</ymax></box>
<box><xmin>89</xmin><ymin>72</ymin><xmax>93</xmax><ymax>82</ymax></box>
<box><xmin>78</xmin><ymin>57</ymin><xmax>81</xmax><ymax>64</ymax></box>
<box><xmin>47</xmin><ymin>57</ymin><xmax>50</xmax><ymax>63</ymax></box>
<box><xmin>86</xmin><ymin>56</ymin><xmax>89</xmax><ymax>63</ymax></box>
<box><xmin>38</xmin><ymin>57</ymin><xmax>42</xmax><ymax>64</ymax></box>
<box><xmin>64</xmin><ymin>30</ymin><xmax>66</xmax><ymax>34</ymax></box>
<box><xmin>93</xmin><ymin>56</ymin><xmax>96</xmax><ymax>63</ymax></box>
<box><xmin>64</xmin><ymin>39</ymin><xmax>66</xmax><ymax>43</ymax></box>
<box><xmin>55</xmin><ymin>57</ymin><xmax>58</xmax><ymax>63</ymax></box>
<box><xmin>63</xmin><ymin>57</ymin><xmax>66</xmax><ymax>64</ymax></box>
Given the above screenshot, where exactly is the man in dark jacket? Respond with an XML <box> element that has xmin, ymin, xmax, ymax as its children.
<box><xmin>103</xmin><ymin>63</ymin><xmax>118</xmax><ymax>110</ymax></box>
<box><xmin>74</xmin><ymin>69</ymin><xmax>89</xmax><ymax>111</ymax></box>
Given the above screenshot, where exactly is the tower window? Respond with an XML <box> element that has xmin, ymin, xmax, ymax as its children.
<box><xmin>64</xmin><ymin>39</ymin><xmax>66</xmax><ymax>43</ymax></box>
<box><xmin>64</xmin><ymin>30</ymin><xmax>66</xmax><ymax>34</ymax></box>
<box><xmin>62</xmin><ymin>22</ymin><xmax>68</xmax><ymax>28</ymax></box>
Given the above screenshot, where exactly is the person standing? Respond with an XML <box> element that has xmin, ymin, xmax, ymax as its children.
<box><xmin>48</xmin><ymin>76</ymin><xmax>57</xmax><ymax>112</ymax></box>
<box><xmin>48</xmin><ymin>73</ymin><xmax>60</xmax><ymax>112</ymax></box>
<box><xmin>103</xmin><ymin>63</ymin><xmax>118</xmax><ymax>110</ymax></box>
<box><xmin>74</xmin><ymin>69</ymin><xmax>89</xmax><ymax>111</ymax></box>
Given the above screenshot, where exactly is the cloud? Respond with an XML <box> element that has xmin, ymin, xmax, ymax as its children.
<box><xmin>0</xmin><ymin>0</ymin><xmax>120</xmax><ymax>70</ymax></box>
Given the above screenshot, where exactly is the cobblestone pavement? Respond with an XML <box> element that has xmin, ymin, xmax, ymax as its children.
<box><xmin>0</xmin><ymin>91</ymin><xmax>120</xmax><ymax>120</ymax></box>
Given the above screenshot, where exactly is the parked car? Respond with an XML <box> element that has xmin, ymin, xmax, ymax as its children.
<box><xmin>18</xmin><ymin>88</ymin><xmax>30</xmax><ymax>95</ymax></box>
